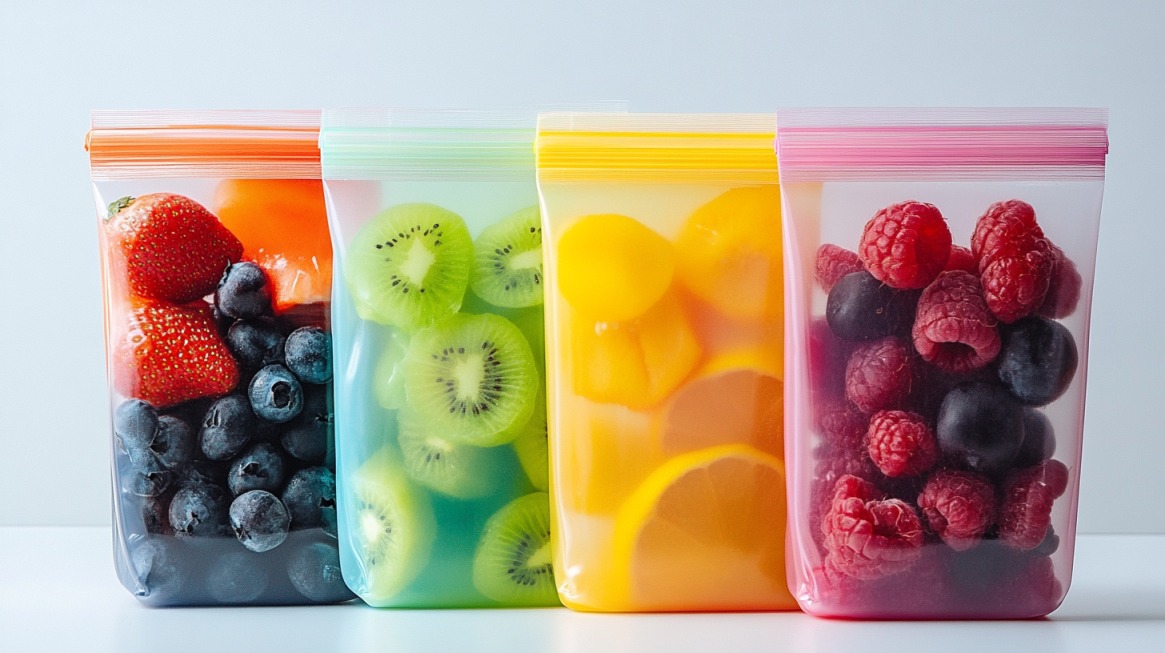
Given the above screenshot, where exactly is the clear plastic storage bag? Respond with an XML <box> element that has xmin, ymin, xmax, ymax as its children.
<box><xmin>777</xmin><ymin>108</ymin><xmax>1108</xmax><ymax>618</ymax></box>
<box><xmin>88</xmin><ymin>111</ymin><xmax>353</xmax><ymax>605</ymax></box>
<box><xmin>321</xmin><ymin>110</ymin><xmax>558</xmax><ymax>608</ymax></box>
<box><xmin>536</xmin><ymin>113</ymin><xmax>796</xmax><ymax>612</ymax></box>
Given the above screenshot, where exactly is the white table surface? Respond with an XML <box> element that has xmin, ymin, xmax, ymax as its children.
<box><xmin>3</xmin><ymin>528</ymin><xmax>1162</xmax><ymax>652</ymax></box>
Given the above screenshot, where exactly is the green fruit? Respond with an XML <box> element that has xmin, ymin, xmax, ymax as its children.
<box><xmin>471</xmin><ymin>492</ymin><xmax>558</xmax><ymax>606</ymax></box>
<box><xmin>373</xmin><ymin>328</ymin><xmax>410</xmax><ymax>410</ymax></box>
<box><xmin>345</xmin><ymin>203</ymin><xmax>473</xmax><ymax>331</ymax></box>
<box><xmin>469</xmin><ymin>206</ymin><xmax>544</xmax><ymax>309</ymax></box>
<box><xmin>511</xmin><ymin>390</ymin><xmax>548</xmax><ymax>492</ymax></box>
<box><xmin>402</xmin><ymin>313</ymin><xmax>538</xmax><ymax>447</ymax></box>
<box><xmin>396</xmin><ymin>409</ymin><xmax>498</xmax><ymax>499</ymax></box>
<box><xmin>350</xmin><ymin>448</ymin><xmax>435</xmax><ymax>604</ymax></box>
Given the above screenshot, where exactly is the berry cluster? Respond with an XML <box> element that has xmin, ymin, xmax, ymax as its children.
<box><xmin>809</xmin><ymin>199</ymin><xmax>1080</xmax><ymax>616</ymax></box>
<box><xmin>106</xmin><ymin>193</ymin><xmax>351</xmax><ymax>605</ymax></box>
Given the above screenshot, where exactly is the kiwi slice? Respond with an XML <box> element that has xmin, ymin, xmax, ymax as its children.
<box><xmin>402</xmin><ymin>313</ymin><xmax>538</xmax><ymax>447</ymax></box>
<box><xmin>345</xmin><ymin>203</ymin><xmax>473</xmax><ymax>331</ymax></box>
<box><xmin>470</xmin><ymin>206</ymin><xmax>544</xmax><ymax>309</ymax></box>
<box><xmin>511</xmin><ymin>389</ymin><xmax>549</xmax><ymax>492</ymax></box>
<box><xmin>350</xmin><ymin>448</ymin><xmax>435</xmax><ymax>603</ymax></box>
<box><xmin>471</xmin><ymin>492</ymin><xmax>558</xmax><ymax>605</ymax></box>
<box><xmin>373</xmin><ymin>328</ymin><xmax>410</xmax><ymax>410</ymax></box>
<box><xmin>396</xmin><ymin>409</ymin><xmax>496</xmax><ymax>499</ymax></box>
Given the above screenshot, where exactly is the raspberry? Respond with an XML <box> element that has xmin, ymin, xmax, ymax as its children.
<box><xmin>816</xmin><ymin>244</ymin><xmax>864</xmax><ymax>292</ymax></box>
<box><xmin>998</xmin><ymin>460</ymin><xmax>1069</xmax><ymax>550</ymax></box>
<box><xmin>810</xmin><ymin>445</ymin><xmax>878</xmax><ymax>551</ymax></box>
<box><xmin>815</xmin><ymin>400</ymin><xmax>868</xmax><ymax>452</ymax></box>
<box><xmin>981</xmin><ymin>248</ymin><xmax>1054</xmax><ymax>324</ymax></box>
<box><xmin>844</xmin><ymin>337</ymin><xmax>913</xmax><ymax>413</ymax></box>
<box><xmin>808</xmin><ymin>319</ymin><xmax>852</xmax><ymax>417</ymax></box>
<box><xmin>917</xmin><ymin>469</ymin><xmax>996</xmax><ymax>551</ymax></box>
<box><xmin>822</xmin><ymin>475</ymin><xmax>925</xmax><ymax>580</ymax></box>
<box><xmin>866</xmin><ymin>410</ymin><xmax>938</xmax><ymax>477</ymax></box>
<box><xmin>912</xmin><ymin>270</ymin><xmax>1001</xmax><ymax>374</ymax></box>
<box><xmin>970</xmin><ymin>199</ymin><xmax>1044</xmax><ymax>268</ymax></box>
<box><xmin>859</xmin><ymin>201</ymin><xmax>952</xmax><ymax>290</ymax></box>
<box><xmin>1037</xmin><ymin>244</ymin><xmax>1082</xmax><ymax>319</ymax></box>
<box><xmin>944</xmin><ymin>245</ymin><xmax>977</xmax><ymax>273</ymax></box>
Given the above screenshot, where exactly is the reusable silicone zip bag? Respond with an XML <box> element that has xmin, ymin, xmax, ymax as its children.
<box><xmin>536</xmin><ymin>113</ymin><xmax>796</xmax><ymax>612</ymax></box>
<box><xmin>777</xmin><ymin>108</ymin><xmax>1108</xmax><ymax>618</ymax></box>
<box><xmin>88</xmin><ymin>110</ymin><xmax>352</xmax><ymax>605</ymax></box>
<box><xmin>321</xmin><ymin>110</ymin><xmax>558</xmax><ymax>607</ymax></box>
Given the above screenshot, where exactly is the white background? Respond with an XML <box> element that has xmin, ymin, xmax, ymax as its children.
<box><xmin>0</xmin><ymin>0</ymin><xmax>1161</xmax><ymax>533</ymax></box>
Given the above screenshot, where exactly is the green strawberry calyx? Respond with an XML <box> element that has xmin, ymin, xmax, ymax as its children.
<box><xmin>106</xmin><ymin>196</ymin><xmax>136</xmax><ymax>222</ymax></box>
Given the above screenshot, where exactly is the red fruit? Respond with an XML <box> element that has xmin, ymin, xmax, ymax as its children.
<box><xmin>114</xmin><ymin>300</ymin><xmax>240</xmax><ymax>408</ymax></box>
<box><xmin>1038</xmin><ymin>244</ymin><xmax>1082</xmax><ymax>319</ymax></box>
<box><xmin>816</xmin><ymin>400</ymin><xmax>868</xmax><ymax>452</ymax></box>
<box><xmin>845</xmin><ymin>336</ymin><xmax>913</xmax><ymax>414</ymax></box>
<box><xmin>866</xmin><ymin>410</ymin><xmax>938</xmax><ymax>478</ymax></box>
<box><xmin>808</xmin><ymin>319</ymin><xmax>852</xmax><ymax>421</ymax></box>
<box><xmin>912</xmin><ymin>271</ymin><xmax>1001</xmax><ymax>373</ymax></box>
<box><xmin>970</xmin><ymin>200</ymin><xmax>1054</xmax><ymax>323</ymax></box>
<box><xmin>944</xmin><ymin>245</ymin><xmax>977</xmax><ymax>273</ymax></box>
<box><xmin>970</xmin><ymin>200</ymin><xmax>1042</xmax><ymax>266</ymax></box>
<box><xmin>106</xmin><ymin>194</ymin><xmax>243</xmax><ymax>303</ymax></box>
<box><xmin>917</xmin><ymin>469</ymin><xmax>996</xmax><ymax>551</ymax></box>
<box><xmin>858</xmin><ymin>201</ymin><xmax>951</xmax><ymax>290</ymax></box>
<box><xmin>998</xmin><ymin>459</ymin><xmax>1069</xmax><ymax>550</ymax></box>
<box><xmin>822</xmin><ymin>475</ymin><xmax>925</xmax><ymax>580</ymax></box>
<box><xmin>815</xmin><ymin>244</ymin><xmax>864</xmax><ymax>292</ymax></box>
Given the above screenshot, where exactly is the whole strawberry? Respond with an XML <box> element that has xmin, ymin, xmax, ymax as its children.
<box><xmin>106</xmin><ymin>194</ymin><xmax>243</xmax><ymax>303</ymax></box>
<box><xmin>115</xmin><ymin>299</ymin><xmax>240</xmax><ymax>408</ymax></box>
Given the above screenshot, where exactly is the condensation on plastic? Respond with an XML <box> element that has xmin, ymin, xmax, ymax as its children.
<box><xmin>89</xmin><ymin>111</ymin><xmax>344</xmax><ymax>606</ymax></box>
<box><xmin>536</xmin><ymin>113</ymin><xmax>797</xmax><ymax>612</ymax></box>
<box><xmin>321</xmin><ymin>109</ymin><xmax>559</xmax><ymax>608</ymax></box>
<box><xmin>777</xmin><ymin>108</ymin><xmax>1108</xmax><ymax>619</ymax></box>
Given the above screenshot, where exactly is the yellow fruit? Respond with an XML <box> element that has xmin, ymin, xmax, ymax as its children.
<box><xmin>609</xmin><ymin>444</ymin><xmax>795</xmax><ymax>611</ymax></box>
<box><xmin>557</xmin><ymin>214</ymin><xmax>674</xmax><ymax>322</ymax></box>
<box><xmin>570</xmin><ymin>291</ymin><xmax>701</xmax><ymax>409</ymax></box>
<box><xmin>676</xmin><ymin>186</ymin><xmax>783</xmax><ymax>320</ymax></box>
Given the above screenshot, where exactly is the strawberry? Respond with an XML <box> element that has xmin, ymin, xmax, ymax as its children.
<box><xmin>114</xmin><ymin>299</ymin><xmax>239</xmax><ymax>408</ymax></box>
<box><xmin>105</xmin><ymin>193</ymin><xmax>243</xmax><ymax>303</ymax></box>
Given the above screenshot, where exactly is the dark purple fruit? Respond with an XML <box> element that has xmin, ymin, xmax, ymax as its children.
<box><xmin>937</xmin><ymin>381</ymin><xmax>1025</xmax><ymax>474</ymax></box>
<box><xmin>826</xmin><ymin>271</ymin><xmax>918</xmax><ymax>341</ymax></box>
<box><xmin>1015</xmin><ymin>409</ymin><xmax>1056</xmax><ymax>467</ymax></box>
<box><xmin>996</xmin><ymin>316</ymin><xmax>1078</xmax><ymax>406</ymax></box>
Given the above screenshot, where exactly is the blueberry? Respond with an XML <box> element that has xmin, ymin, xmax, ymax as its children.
<box><xmin>207</xmin><ymin>551</ymin><xmax>269</xmax><ymax>603</ymax></box>
<box><xmin>826</xmin><ymin>271</ymin><xmax>919</xmax><ymax>341</ymax></box>
<box><xmin>1015</xmin><ymin>409</ymin><xmax>1056</xmax><ymax>468</ymax></box>
<box><xmin>138</xmin><ymin>496</ymin><xmax>169</xmax><ymax>535</ymax></box>
<box><xmin>937</xmin><ymin>381</ymin><xmax>1025</xmax><ymax>474</ymax></box>
<box><xmin>150</xmin><ymin>415</ymin><xmax>196</xmax><ymax>470</ymax></box>
<box><xmin>130</xmin><ymin>537</ymin><xmax>187</xmax><ymax>602</ymax></box>
<box><xmin>169</xmin><ymin>483</ymin><xmax>230</xmax><ymax>537</ymax></box>
<box><xmin>280</xmin><ymin>385</ymin><xmax>331</xmax><ymax>463</ymax></box>
<box><xmin>1032</xmin><ymin>526</ymin><xmax>1060</xmax><ymax>557</ymax></box>
<box><xmin>249</xmin><ymin>364</ymin><xmax>303</xmax><ymax>424</ymax></box>
<box><xmin>114</xmin><ymin>399</ymin><xmax>158</xmax><ymax>452</ymax></box>
<box><xmin>227</xmin><ymin>442</ymin><xmax>286</xmax><ymax>496</ymax></box>
<box><xmin>226</xmin><ymin>320</ymin><xmax>286</xmax><ymax>372</ymax></box>
<box><xmin>215</xmin><ymin>261</ymin><xmax>273</xmax><ymax>320</ymax></box>
<box><xmin>996</xmin><ymin>316</ymin><xmax>1078</xmax><ymax>406</ymax></box>
<box><xmin>288</xmin><ymin>542</ymin><xmax>355</xmax><ymax>603</ymax></box>
<box><xmin>230</xmin><ymin>490</ymin><xmax>290</xmax><ymax>552</ymax></box>
<box><xmin>285</xmin><ymin>327</ymin><xmax>332</xmax><ymax>384</ymax></box>
<box><xmin>281</xmin><ymin>467</ymin><xmax>336</xmax><ymax>536</ymax></box>
<box><xmin>200</xmin><ymin>395</ymin><xmax>255</xmax><ymax>461</ymax></box>
<box><xmin>126</xmin><ymin>455</ymin><xmax>173</xmax><ymax>498</ymax></box>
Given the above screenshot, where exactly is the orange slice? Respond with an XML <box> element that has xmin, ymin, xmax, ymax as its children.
<box><xmin>213</xmin><ymin>179</ymin><xmax>332</xmax><ymax>311</ymax></box>
<box><xmin>610</xmin><ymin>444</ymin><xmax>795</xmax><ymax>611</ymax></box>
<box><xmin>569</xmin><ymin>290</ymin><xmax>701</xmax><ymax>409</ymax></box>
<box><xmin>557</xmin><ymin>214</ymin><xmax>674</xmax><ymax>322</ymax></box>
<box><xmin>659</xmin><ymin>352</ymin><xmax>783</xmax><ymax>458</ymax></box>
<box><xmin>675</xmin><ymin>186</ymin><xmax>782</xmax><ymax>320</ymax></box>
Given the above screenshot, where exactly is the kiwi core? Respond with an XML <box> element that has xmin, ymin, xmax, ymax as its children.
<box><xmin>400</xmin><ymin>240</ymin><xmax>437</xmax><ymax>288</ymax></box>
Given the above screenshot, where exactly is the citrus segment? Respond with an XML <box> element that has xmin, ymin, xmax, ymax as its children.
<box><xmin>659</xmin><ymin>357</ymin><xmax>783</xmax><ymax>458</ymax></box>
<box><xmin>557</xmin><ymin>214</ymin><xmax>674</xmax><ymax>322</ymax></box>
<box><xmin>676</xmin><ymin>186</ymin><xmax>783</xmax><ymax>320</ymax></box>
<box><xmin>611</xmin><ymin>444</ymin><xmax>795</xmax><ymax>610</ymax></box>
<box><xmin>213</xmin><ymin>179</ymin><xmax>333</xmax><ymax>311</ymax></box>
<box><xmin>570</xmin><ymin>291</ymin><xmax>701</xmax><ymax>409</ymax></box>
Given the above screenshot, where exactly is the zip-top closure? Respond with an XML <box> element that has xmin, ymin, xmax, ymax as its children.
<box><xmin>320</xmin><ymin>109</ymin><xmax>536</xmax><ymax>181</ymax></box>
<box><xmin>536</xmin><ymin>113</ymin><xmax>778</xmax><ymax>183</ymax></box>
<box><xmin>776</xmin><ymin>108</ymin><xmax>1108</xmax><ymax>181</ymax></box>
<box><xmin>87</xmin><ymin>110</ymin><xmax>321</xmax><ymax>179</ymax></box>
